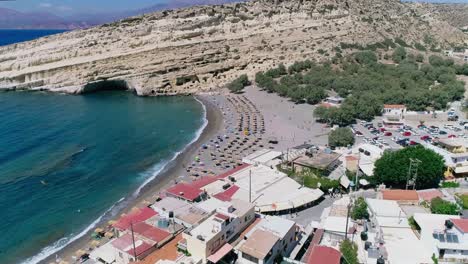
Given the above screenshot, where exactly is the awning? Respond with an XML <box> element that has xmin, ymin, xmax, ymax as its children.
<box><xmin>340</xmin><ymin>175</ymin><xmax>350</xmax><ymax>188</ymax></box>
<box><xmin>454</xmin><ymin>166</ymin><xmax>468</xmax><ymax>174</ymax></box>
<box><xmin>207</xmin><ymin>243</ymin><xmax>233</xmax><ymax>263</ymax></box>
<box><xmin>359</xmin><ymin>179</ymin><xmax>370</xmax><ymax>186</ymax></box>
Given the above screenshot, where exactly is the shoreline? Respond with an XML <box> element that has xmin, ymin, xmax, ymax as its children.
<box><xmin>38</xmin><ymin>94</ymin><xmax>224</xmax><ymax>264</ymax></box>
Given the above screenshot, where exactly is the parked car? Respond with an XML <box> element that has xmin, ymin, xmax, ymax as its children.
<box><xmin>384</xmin><ymin>132</ymin><xmax>393</xmax><ymax>136</ymax></box>
<box><xmin>355</xmin><ymin>131</ymin><xmax>363</xmax><ymax>137</ymax></box>
<box><xmin>439</xmin><ymin>130</ymin><xmax>448</xmax><ymax>135</ymax></box>
<box><xmin>402</xmin><ymin>131</ymin><xmax>412</xmax><ymax>137</ymax></box>
<box><xmin>448</xmin><ymin>134</ymin><xmax>457</xmax><ymax>138</ymax></box>
<box><xmin>409</xmin><ymin>140</ymin><xmax>418</xmax><ymax>146</ymax></box>
<box><xmin>420</xmin><ymin>135</ymin><xmax>430</xmax><ymax>141</ymax></box>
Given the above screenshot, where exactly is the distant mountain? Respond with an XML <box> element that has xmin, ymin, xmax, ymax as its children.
<box><xmin>0</xmin><ymin>0</ymin><xmax>246</xmax><ymax>29</ymax></box>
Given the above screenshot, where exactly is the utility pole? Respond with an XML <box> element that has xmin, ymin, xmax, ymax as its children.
<box><xmin>406</xmin><ymin>158</ymin><xmax>422</xmax><ymax>190</ymax></box>
<box><xmin>355</xmin><ymin>152</ymin><xmax>360</xmax><ymax>192</ymax></box>
<box><xmin>130</xmin><ymin>221</ymin><xmax>137</xmax><ymax>260</ymax></box>
<box><xmin>249</xmin><ymin>169</ymin><xmax>252</xmax><ymax>203</ymax></box>
<box><xmin>345</xmin><ymin>199</ymin><xmax>352</xmax><ymax>240</ymax></box>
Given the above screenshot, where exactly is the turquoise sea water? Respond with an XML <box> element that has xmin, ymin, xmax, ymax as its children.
<box><xmin>0</xmin><ymin>30</ymin><xmax>67</xmax><ymax>46</ymax></box>
<box><xmin>0</xmin><ymin>91</ymin><xmax>205</xmax><ymax>264</ymax></box>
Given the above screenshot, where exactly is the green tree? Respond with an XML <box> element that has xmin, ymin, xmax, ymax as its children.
<box><xmin>354</xmin><ymin>51</ymin><xmax>377</xmax><ymax>65</ymax></box>
<box><xmin>392</xmin><ymin>47</ymin><xmax>407</xmax><ymax>63</ymax></box>
<box><xmin>227</xmin><ymin>74</ymin><xmax>250</xmax><ymax>93</ymax></box>
<box><xmin>340</xmin><ymin>240</ymin><xmax>358</xmax><ymax>264</ymax></box>
<box><xmin>373</xmin><ymin>145</ymin><xmax>445</xmax><ymax>189</ymax></box>
<box><xmin>430</xmin><ymin>197</ymin><xmax>459</xmax><ymax>215</ymax></box>
<box><xmin>329</xmin><ymin>127</ymin><xmax>355</xmax><ymax>147</ymax></box>
<box><xmin>351</xmin><ymin>197</ymin><xmax>369</xmax><ymax>220</ymax></box>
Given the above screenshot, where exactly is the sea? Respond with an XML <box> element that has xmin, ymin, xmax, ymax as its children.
<box><xmin>0</xmin><ymin>91</ymin><xmax>206</xmax><ymax>264</ymax></box>
<box><xmin>0</xmin><ymin>29</ymin><xmax>68</xmax><ymax>46</ymax></box>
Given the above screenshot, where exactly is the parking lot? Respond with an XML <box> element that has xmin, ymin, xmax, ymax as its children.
<box><xmin>352</xmin><ymin>114</ymin><xmax>468</xmax><ymax>150</ymax></box>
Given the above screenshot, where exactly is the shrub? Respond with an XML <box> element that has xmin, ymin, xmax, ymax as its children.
<box><xmin>227</xmin><ymin>74</ymin><xmax>250</xmax><ymax>93</ymax></box>
<box><xmin>354</xmin><ymin>51</ymin><xmax>377</xmax><ymax>65</ymax></box>
<box><xmin>392</xmin><ymin>47</ymin><xmax>407</xmax><ymax>63</ymax></box>
<box><xmin>352</xmin><ymin>197</ymin><xmax>369</xmax><ymax>220</ymax></box>
<box><xmin>456</xmin><ymin>194</ymin><xmax>468</xmax><ymax>209</ymax></box>
<box><xmin>329</xmin><ymin>127</ymin><xmax>355</xmax><ymax>148</ymax></box>
<box><xmin>441</xmin><ymin>181</ymin><xmax>460</xmax><ymax>188</ymax></box>
<box><xmin>340</xmin><ymin>240</ymin><xmax>358</xmax><ymax>264</ymax></box>
<box><xmin>430</xmin><ymin>197</ymin><xmax>459</xmax><ymax>215</ymax></box>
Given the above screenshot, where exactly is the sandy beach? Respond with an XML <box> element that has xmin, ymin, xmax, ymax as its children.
<box><xmin>43</xmin><ymin>87</ymin><xmax>328</xmax><ymax>264</ymax></box>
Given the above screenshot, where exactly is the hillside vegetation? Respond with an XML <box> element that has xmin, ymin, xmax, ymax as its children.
<box><xmin>255</xmin><ymin>42</ymin><xmax>468</xmax><ymax>126</ymax></box>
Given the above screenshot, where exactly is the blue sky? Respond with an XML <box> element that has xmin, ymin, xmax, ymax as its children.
<box><xmin>0</xmin><ymin>0</ymin><xmax>168</xmax><ymax>14</ymax></box>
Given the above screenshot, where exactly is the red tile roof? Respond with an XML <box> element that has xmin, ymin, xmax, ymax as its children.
<box><xmin>111</xmin><ymin>233</ymin><xmax>153</xmax><ymax>257</ymax></box>
<box><xmin>417</xmin><ymin>189</ymin><xmax>443</xmax><ymax>202</ymax></box>
<box><xmin>307</xmin><ymin>246</ymin><xmax>341</xmax><ymax>264</ymax></box>
<box><xmin>451</xmin><ymin>219</ymin><xmax>468</xmax><ymax>233</ymax></box>
<box><xmin>166</xmin><ymin>183</ymin><xmax>203</xmax><ymax>202</ymax></box>
<box><xmin>191</xmin><ymin>164</ymin><xmax>250</xmax><ymax>189</ymax></box>
<box><xmin>113</xmin><ymin>207</ymin><xmax>157</xmax><ymax>230</ymax></box>
<box><xmin>213</xmin><ymin>185</ymin><xmax>240</xmax><ymax>201</ymax></box>
<box><xmin>345</xmin><ymin>155</ymin><xmax>359</xmax><ymax>161</ymax></box>
<box><xmin>382</xmin><ymin>189</ymin><xmax>418</xmax><ymax>201</ymax></box>
<box><xmin>133</xmin><ymin>222</ymin><xmax>171</xmax><ymax>244</ymax></box>
<box><xmin>215</xmin><ymin>213</ymin><xmax>230</xmax><ymax>221</ymax></box>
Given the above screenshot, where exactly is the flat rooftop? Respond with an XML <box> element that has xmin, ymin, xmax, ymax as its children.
<box><xmin>239</xmin><ymin>229</ymin><xmax>279</xmax><ymax>260</ymax></box>
<box><xmin>293</xmin><ymin>151</ymin><xmax>340</xmax><ymax>170</ymax></box>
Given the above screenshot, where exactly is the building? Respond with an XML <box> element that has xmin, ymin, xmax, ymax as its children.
<box><xmin>366</xmin><ymin>199</ymin><xmax>432</xmax><ymax>264</ymax></box>
<box><xmin>380</xmin><ymin>189</ymin><xmax>419</xmax><ymax>205</ymax></box>
<box><xmin>237</xmin><ymin>216</ymin><xmax>297</xmax><ymax>264</ymax></box>
<box><xmin>198</xmin><ymin>164</ymin><xmax>323</xmax><ymax>214</ymax></box>
<box><xmin>422</xmin><ymin>138</ymin><xmax>468</xmax><ymax>177</ymax></box>
<box><xmin>182</xmin><ymin>199</ymin><xmax>255</xmax><ymax>263</ymax></box>
<box><xmin>354</xmin><ymin>144</ymin><xmax>384</xmax><ymax>176</ymax></box>
<box><xmin>324</xmin><ymin>96</ymin><xmax>344</xmax><ymax>106</ymax></box>
<box><xmin>382</xmin><ymin>104</ymin><xmax>406</xmax><ymax>130</ymax></box>
<box><xmin>242</xmin><ymin>149</ymin><xmax>283</xmax><ymax>167</ymax></box>
<box><xmin>113</xmin><ymin>207</ymin><xmax>157</xmax><ymax>231</ymax></box>
<box><xmin>417</xmin><ymin>189</ymin><xmax>444</xmax><ymax>203</ymax></box>
<box><xmin>292</xmin><ymin>148</ymin><xmax>341</xmax><ymax>174</ymax></box>
<box><xmin>320</xmin><ymin>216</ymin><xmax>356</xmax><ymax>247</ymax></box>
<box><xmin>111</xmin><ymin>233</ymin><xmax>155</xmax><ymax>264</ymax></box>
<box><xmin>345</xmin><ymin>155</ymin><xmax>359</xmax><ymax>173</ymax></box>
<box><xmin>306</xmin><ymin>245</ymin><xmax>341</xmax><ymax>264</ymax></box>
<box><xmin>165</xmin><ymin>183</ymin><xmax>205</xmax><ymax>203</ymax></box>
<box><xmin>413</xmin><ymin>213</ymin><xmax>467</xmax><ymax>263</ymax></box>
<box><xmin>151</xmin><ymin>197</ymin><xmax>209</xmax><ymax>228</ymax></box>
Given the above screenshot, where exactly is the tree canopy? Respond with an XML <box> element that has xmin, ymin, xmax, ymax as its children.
<box><xmin>227</xmin><ymin>74</ymin><xmax>250</xmax><ymax>93</ymax></box>
<box><xmin>351</xmin><ymin>197</ymin><xmax>369</xmax><ymax>220</ymax></box>
<box><xmin>340</xmin><ymin>240</ymin><xmax>358</xmax><ymax>264</ymax></box>
<box><xmin>328</xmin><ymin>127</ymin><xmax>355</xmax><ymax>147</ymax></box>
<box><xmin>373</xmin><ymin>145</ymin><xmax>445</xmax><ymax>189</ymax></box>
<box><xmin>256</xmin><ymin>50</ymin><xmax>466</xmax><ymax>126</ymax></box>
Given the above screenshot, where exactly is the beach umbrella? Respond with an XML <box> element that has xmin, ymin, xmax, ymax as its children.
<box><xmin>95</xmin><ymin>228</ymin><xmax>104</xmax><ymax>233</ymax></box>
<box><xmin>91</xmin><ymin>240</ymin><xmax>101</xmax><ymax>247</ymax></box>
<box><xmin>75</xmin><ymin>250</ymin><xmax>86</xmax><ymax>257</ymax></box>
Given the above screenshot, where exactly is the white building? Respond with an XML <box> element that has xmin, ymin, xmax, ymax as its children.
<box><xmin>242</xmin><ymin>149</ymin><xmax>283</xmax><ymax>167</ymax></box>
<box><xmin>366</xmin><ymin>199</ymin><xmax>433</xmax><ymax>264</ymax></box>
<box><xmin>421</xmin><ymin>138</ymin><xmax>468</xmax><ymax>176</ymax></box>
<box><xmin>237</xmin><ymin>216</ymin><xmax>297</xmax><ymax>264</ymax></box>
<box><xmin>382</xmin><ymin>104</ymin><xmax>406</xmax><ymax>130</ymax></box>
<box><xmin>354</xmin><ymin>144</ymin><xmax>384</xmax><ymax>176</ymax></box>
<box><xmin>201</xmin><ymin>164</ymin><xmax>323</xmax><ymax>214</ymax></box>
<box><xmin>183</xmin><ymin>199</ymin><xmax>255</xmax><ymax>263</ymax></box>
<box><xmin>414</xmin><ymin>213</ymin><xmax>468</xmax><ymax>263</ymax></box>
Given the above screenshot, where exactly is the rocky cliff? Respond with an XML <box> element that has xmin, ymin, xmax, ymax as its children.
<box><xmin>0</xmin><ymin>0</ymin><xmax>467</xmax><ymax>96</ymax></box>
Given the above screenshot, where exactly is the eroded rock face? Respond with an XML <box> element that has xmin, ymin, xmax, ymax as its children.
<box><xmin>0</xmin><ymin>0</ymin><xmax>466</xmax><ymax>95</ymax></box>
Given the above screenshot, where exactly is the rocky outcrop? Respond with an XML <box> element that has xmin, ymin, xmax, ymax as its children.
<box><xmin>0</xmin><ymin>0</ymin><xmax>466</xmax><ymax>96</ymax></box>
